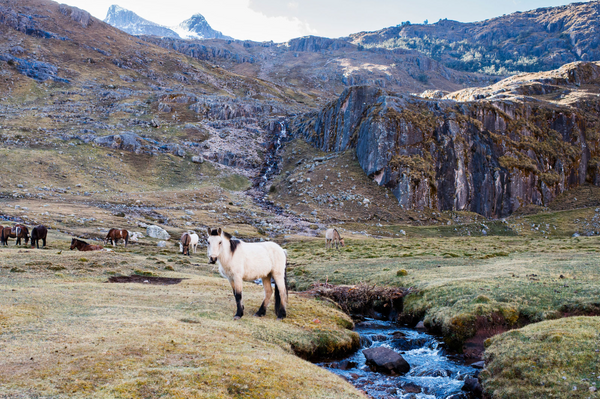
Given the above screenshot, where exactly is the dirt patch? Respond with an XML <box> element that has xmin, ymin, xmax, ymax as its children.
<box><xmin>107</xmin><ymin>275</ymin><xmax>185</xmax><ymax>285</ymax></box>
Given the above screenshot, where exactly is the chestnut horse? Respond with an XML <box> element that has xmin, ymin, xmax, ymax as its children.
<box><xmin>31</xmin><ymin>225</ymin><xmax>48</xmax><ymax>249</ymax></box>
<box><xmin>180</xmin><ymin>232</ymin><xmax>192</xmax><ymax>256</ymax></box>
<box><xmin>105</xmin><ymin>228</ymin><xmax>129</xmax><ymax>247</ymax></box>
<box><xmin>1</xmin><ymin>225</ymin><xmax>29</xmax><ymax>246</ymax></box>
<box><xmin>70</xmin><ymin>238</ymin><xmax>103</xmax><ymax>251</ymax></box>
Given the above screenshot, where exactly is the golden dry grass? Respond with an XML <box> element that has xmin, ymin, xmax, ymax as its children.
<box><xmin>0</xmin><ymin>234</ymin><xmax>363</xmax><ymax>399</ymax></box>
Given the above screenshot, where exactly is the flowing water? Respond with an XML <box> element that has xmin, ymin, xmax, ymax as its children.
<box><xmin>319</xmin><ymin>319</ymin><xmax>478</xmax><ymax>399</ymax></box>
<box><xmin>259</xmin><ymin>121</ymin><xmax>286</xmax><ymax>188</ymax></box>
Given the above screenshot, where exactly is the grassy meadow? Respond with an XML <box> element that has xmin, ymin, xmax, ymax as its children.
<box><xmin>0</xmin><ymin>230</ymin><xmax>362</xmax><ymax>399</ymax></box>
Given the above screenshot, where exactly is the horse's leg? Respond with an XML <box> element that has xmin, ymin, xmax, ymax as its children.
<box><xmin>230</xmin><ymin>278</ymin><xmax>244</xmax><ymax>320</ymax></box>
<box><xmin>255</xmin><ymin>276</ymin><xmax>272</xmax><ymax>317</ymax></box>
<box><xmin>42</xmin><ymin>237</ymin><xmax>46</xmax><ymax>248</ymax></box>
<box><xmin>273</xmin><ymin>275</ymin><xmax>287</xmax><ymax>320</ymax></box>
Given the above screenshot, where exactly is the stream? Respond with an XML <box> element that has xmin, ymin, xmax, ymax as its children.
<box><xmin>319</xmin><ymin>319</ymin><xmax>479</xmax><ymax>399</ymax></box>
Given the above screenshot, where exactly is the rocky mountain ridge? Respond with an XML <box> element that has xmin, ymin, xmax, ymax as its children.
<box><xmin>104</xmin><ymin>4</ymin><xmax>230</xmax><ymax>40</ymax></box>
<box><xmin>291</xmin><ymin>62</ymin><xmax>600</xmax><ymax>217</ymax></box>
<box><xmin>349</xmin><ymin>1</ymin><xmax>600</xmax><ymax>76</ymax></box>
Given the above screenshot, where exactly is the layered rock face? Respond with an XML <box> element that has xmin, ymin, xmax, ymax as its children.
<box><xmin>292</xmin><ymin>62</ymin><xmax>600</xmax><ymax>218</ymax></box>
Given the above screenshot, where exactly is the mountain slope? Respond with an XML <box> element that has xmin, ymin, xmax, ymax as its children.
<box><xmin>349</xmin><ymin>1</ymin><xmax>600</xmax><ymax>75</ymax></box>
<box><xmin>142</xmin><ymin>34</ymin><xmax>498</xmax><ymax>100</ymax></box>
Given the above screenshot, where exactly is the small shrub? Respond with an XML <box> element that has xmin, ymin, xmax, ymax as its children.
<box><xmin>397</xmin><ymin>269</ymin><xmax>408</xmax><ymax>276</ymax></box>
<box><xmin>79</xmin><ymin>258</ymin><xmax>88</xmax><ymax>262</ymax></box>
<box><xmin>164</xmin><ymin>265</ymin><xmax>175</xmax><ymax>271</ymax></box>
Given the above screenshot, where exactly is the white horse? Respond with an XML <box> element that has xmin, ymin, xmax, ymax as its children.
<box><xmin>180</xmin><ymin>231</ymin><xmax>199</xmax><ymax>255</ymax></box>
<box><xmin>206</xmin><ymin>227</ymin><xmax>288</xmax><ymax>320</ymax></box>
<box><xmin>325</xmin><ymin>228</ymin><xmax>345</xmax><ymax>250</ymax></box>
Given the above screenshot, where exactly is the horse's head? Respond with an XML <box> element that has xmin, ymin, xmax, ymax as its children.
<box><xmin>206</xmin><ymin>227</ymin><xmax>223</xmax><ymax>264</ymax></box>
<box><xmin>339</xmin><ymin>238</ymin><xmax>345</xmax><ymax>247</ymax></box>
<box><xmin>70</xmin><ymin>238</ymin><xmax>77</xmax><ymax>250</ymax></box>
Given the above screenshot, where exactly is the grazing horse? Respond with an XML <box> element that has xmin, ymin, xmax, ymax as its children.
<box><xmin>105</xmin><ymin>228</ymin><xmax>129</xmax><ymax>247</ymax></box>
<box><xmin>180</xmin><ymin>231</ymin><xmax>199</xmax><ymax>255</ymax></box>
<box><xmin>325</xmin><ymin>228</ymin><xmax>345</xmax><ymax>250</ymax></box>
<box><xmin>31</xmin><ymin>225</ymin><xmax>48</xmax><ymax>249</ymax></box>
<box><xmin>180</xmin><ymin>232</ymin><xmax>192</xmax><ymax>256</ymax></box>
<box><xmin>206</xmin><ymin>227</ymin><xmax>288</xmax><ymax>320</ymax></box>
<box><xmin>70</xmin><ymin>238</ymin><xmax>103</xmax><ymax>251</ymax></box>
<box><xmin>1</xmin><ymin>225</ymin><xmax>29</xmax><ymax>246</ymax></box>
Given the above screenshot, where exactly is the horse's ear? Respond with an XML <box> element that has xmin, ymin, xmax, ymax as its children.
<box><xmin>217</xmin><ymin>227</ymin><xmax>222</xmax><ymax>235</ymax></box>
<box><xmin>206</xmin><ymin>227</ymin><xmax>211</xmax><ymax>235</ymax></box>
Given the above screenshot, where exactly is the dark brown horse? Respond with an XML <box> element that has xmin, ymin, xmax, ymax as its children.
<box><xmin>31</xmin><ymin>225</ymin><xmax>48</xmax><ymax>249</ymax></box>
<box><xmin>70</xmin><ymin>238</ymin><xmax>103</xmax><ymax>251</ymax></box>
<box><xmin>180</xmin><ymin>232</ymin><xmax>191</xmax><ymax>256</ymax></box>
<box><xmin>105</xmin><ymin>228</ymin><xmax>129</xmax><ymax>247</ymax></box>
<box><xmin>1</xmin><ymin>225</ymin><xmax>29</xmax><ymax>246</ymax></box>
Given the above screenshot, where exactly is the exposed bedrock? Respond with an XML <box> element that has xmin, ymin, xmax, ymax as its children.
<box><xmin>291</xmin><ymin>63</ymin><xmax>600</xmax><ymax>217</ymax></box>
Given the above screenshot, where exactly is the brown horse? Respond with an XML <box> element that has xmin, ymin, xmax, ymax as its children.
<box><xmin>31</xmin><ymin>225</ymin><xmax>48</xmax><ymax>249</ymax></box>
<box><xmin>105</xmin><ymin>228</ymin><xmax>129</xmax><ymax>247</ymax></box>
<box><xmin>180</xmin><ymin>232</ymin><xmax>191</xmax><ymax>256</ymax></box>
<box><xmin>1</xmin><ymin>225</ymin><xmax>29</xmax><ymax>246</ymax></box>
<box><xmin>70</xmin><ymin>238</ymin><xmax>103</xmax><ymax>251</ymax></box>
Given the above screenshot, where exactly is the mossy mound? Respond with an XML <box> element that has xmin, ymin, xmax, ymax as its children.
<box><xmin>481</xmin><ymin>316</ymin><xmax>600</xmax><ymax>399</ymax></box>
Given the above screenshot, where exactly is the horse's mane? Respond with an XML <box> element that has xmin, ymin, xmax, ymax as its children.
<box><xmin>223</xmin><ymin>231</ymin><xmax>241</xmax><ymax>254</ymax></box>
<box><xmin>334</xmin><ymin>228</ymin><xmax>342</xmax><ymax>239</ymax></box>
<box><xmin>73</xmin><ymin>238</ymin><xmax>87</xmax><ymax>245</ymax></box>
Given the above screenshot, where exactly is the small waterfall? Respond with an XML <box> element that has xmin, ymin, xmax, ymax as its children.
<box><xmin>258</xmin><ymin>121</ymin><xmax>286</xmax><ymax>188</ymax></box>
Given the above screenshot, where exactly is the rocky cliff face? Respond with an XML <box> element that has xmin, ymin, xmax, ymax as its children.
<box><xmin>291</xmin><ymin>62</ymin><xmax>600</xmax><ymax>218</ymax></box>
<box><xmin>349</xmin><ymin>1</ymin><xmax>600</xmax><ymax>75</ymax></box>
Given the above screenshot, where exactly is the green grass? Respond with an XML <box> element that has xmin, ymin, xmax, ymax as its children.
<box><xmin>285</xmin><ymin>235</ymin><xmax>600</xmax><ymax>349</ymax></box>
<box><xmin>481</xmin><ymin>317</ymin><xmax>600</xmax><ymax>399</ymax></box>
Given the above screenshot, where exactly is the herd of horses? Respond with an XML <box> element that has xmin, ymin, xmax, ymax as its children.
<box><xmin>2</xmin><ymin>222</ymin><xmax>345</xmax><ymax>320</ymax></box>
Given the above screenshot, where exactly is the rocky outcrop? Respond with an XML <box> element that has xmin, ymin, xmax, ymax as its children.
<box><xmin>58</xmin><ymin>4</ymin><xmax>92</xmax><ymax>28</ymax></box>
<box><xmin>0</xmin><ymin>54</ymin><xmax>68</xmax><ymax>83</ymax></box>
<box><xmin>292</xmin><ymin>62</ymin><xmax>600</xmax><ymax>218</ymax></box>
<box><xmin>146</xmin><ymin>225</ymin><xmax>170</xmax><ymax>240</ymax></box>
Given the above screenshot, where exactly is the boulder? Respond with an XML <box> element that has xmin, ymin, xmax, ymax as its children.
<box><xmin>157</xmin><ymin>241</ymin><xmax>167</xmax><ymax>248</ymax></box>
<box><xmin>402</xmin><ymin>382</ymin><xmax>422</xmax><ymax>394</ymax></box>
<box><xmin>462</xmin><ymin>377</ymin><xmax>483</xmax><ymax>397</ymax></box>
<box><xmin>362</xmin><ymin>346</ymin><xmax>410</xmax><ymax>375</ymax></box>
<box><xmin>94</xmin><ymin>133</ymin><xmax>142</xmax><ymax>153</ymax></box>
<box><xmin>147</xmin><ymin>225</ymin><xmax>170</xmax><ymax>240</ymax></box>
<box><xmin>191</xmin><ymin>155</ymin><xmax>204</xmax><ymax>164</ymax></box>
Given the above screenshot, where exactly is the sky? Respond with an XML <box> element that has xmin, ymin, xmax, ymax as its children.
<box><xmin>60</xmin><ymin>0</ymin><xmax>585</xmax><ymax>42</ymax></box>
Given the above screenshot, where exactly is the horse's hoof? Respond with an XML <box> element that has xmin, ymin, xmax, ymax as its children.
<box><xmin>233</xmin><ymin>316</ymin><xmax>242</xmax><ymax>320</ymax></box>
<box><xmin>254</xmin><ymin>313</ymin><xmax>264</xmax><ymax>317</ymax></box>
<box><xmin>276</xmin><ymin>317</ymin><xmax>285</xmax><ymax>322</ymax></box>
